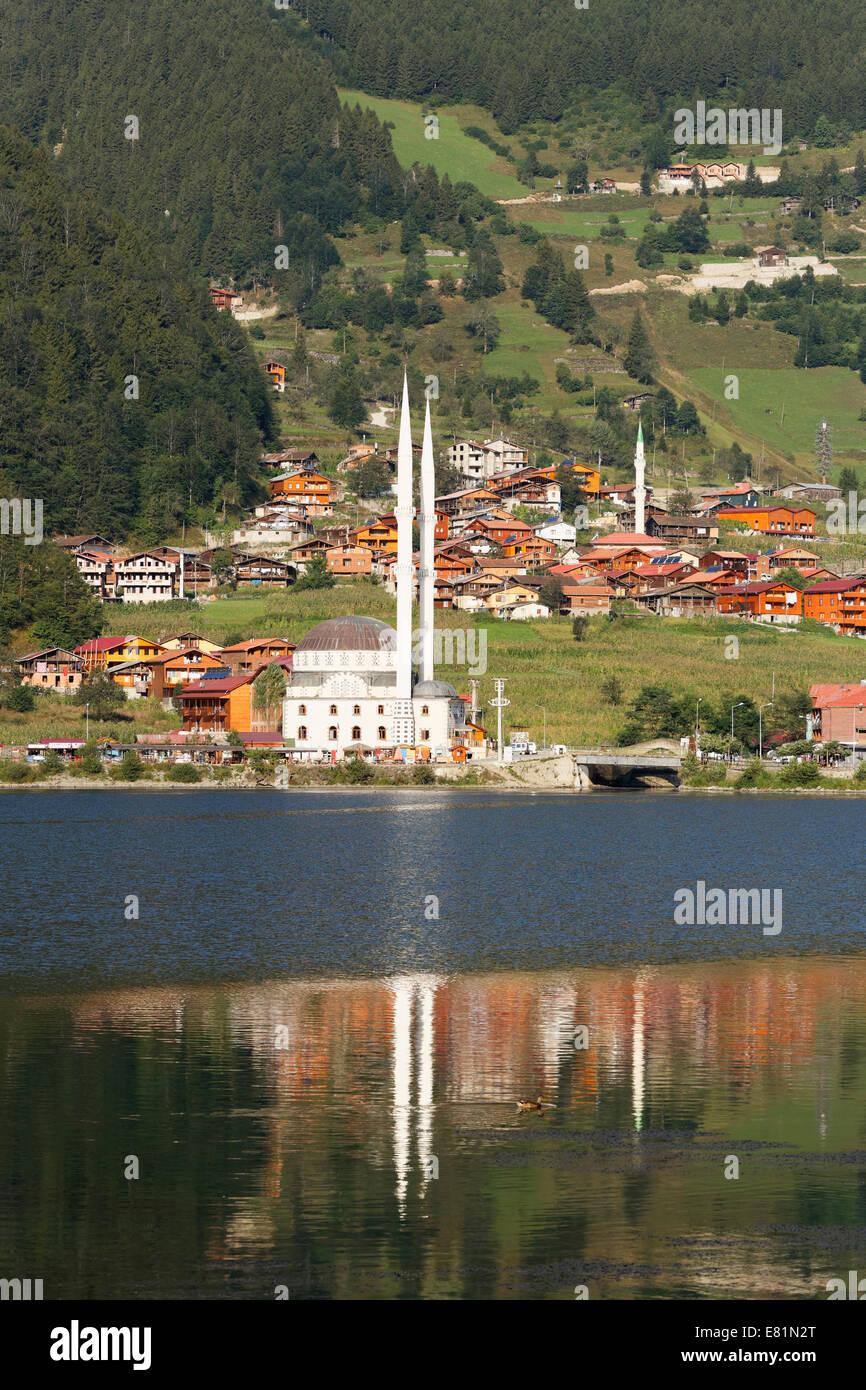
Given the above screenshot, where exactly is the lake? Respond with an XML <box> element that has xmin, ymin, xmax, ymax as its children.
<box><xmin>1</xmin><ymin>789</ymin><xmax>865</xmax><ymax>1298</ymax></box>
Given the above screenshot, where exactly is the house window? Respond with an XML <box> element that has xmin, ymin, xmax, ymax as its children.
<box><xmin>330</xmin><ymin>704</ymin><xmax>338</xmax><ymax>715</ymax></box>
<box><xmin>298</xmin><ymin>725</ymin><xmax>307</xmax><ymax>740</ymax></box>
<box><xmin>353</xmin><ymin>704</ymin><xmax>361</xmax><ymax>715</ymax></box>
<box><xmin>298</xmin><ymin>704</ymin><xmax>306</xmax><ymax>715</ymax></box>
<box><xmin>421</xmin><ymin>705</ymin><xmax>429</xmax><ymax>715</ymax></box>
<box><xmin>378</xmin><ymin>704</ymin><xmax>384</xmax><ymax>715</ymax></box>
<box><xmin>378</xmin><ymin>725</ymin><xmax>387</xmax><ymax>740</ymax></box>
<box><xmin>352</xmin><ymin>726</ymin><xmax>361</xmax><ymax>740</ymax></box>
<box><xmin>328</xmin><ymin>726</ymin><xmax>338</xmax><ymax>741</ymax></box>
<box><xmin>421</xmin><ymin>729</ymin><xmax>430</xmax><ymax>741</ymax></box>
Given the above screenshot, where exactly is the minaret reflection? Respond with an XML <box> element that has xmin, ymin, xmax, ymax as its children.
<box><xmin>417</xmin><ymin>982</ymin><xmax>436</xmax><ymax>1197</ymax></box>
<box><xmin>392</xmin><ymin>978</ymin><xmax>413</xmax><ymax>1218</ymax></box>
<box><xmin>632</xmin><ymin>972</ymin><xmax>647</xmax><ymax>1132</ymax></box>
<box><xmin>391</xmin><ymin>974</ymin><xmax>441</xmax><ymax>1216</ymax></box>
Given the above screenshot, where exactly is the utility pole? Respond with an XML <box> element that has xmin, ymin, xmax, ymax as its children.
<box><xmin>490</xmin><ymin>678</ymin><xmax>509</xmax><ymax>765</ymax></box>
<box><xmin>759</xmin><ymin>702</ymin><xmax>773</xmax><ymax>761</ymax></box>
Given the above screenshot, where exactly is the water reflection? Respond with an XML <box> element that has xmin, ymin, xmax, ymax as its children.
<box><xmin>1</xmin><ymin>957</ymin><xmax>865</xmax><ymax>1299</ymax></box>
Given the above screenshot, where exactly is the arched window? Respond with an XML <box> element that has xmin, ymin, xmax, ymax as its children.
<box><xmin>298</xmin><ymin>704</ymin><xmax>306</xmax><ymax>715</ymax></box>
<box><xmin>298</xmin><ymin>725</ymin><xmax>307</xmax><ymax>741</ymax></box>
<box><xmin>353</xmin><ymin>704</ymin><xmax>361</xmax><ymax>715</ymax></box>
<box><xmin>329</xmin><ymin>704</ymin><xmax>338</xmax><ymax>715</ymax></box>
<box><xmin>328</xmin><ymin>726</ymin><xmax>338</xmax><ymax>741</ymax></box>
<box><xmin>421</xmin><ymin>705</ymin><xmax>429</xmax><ymax>715</ymax></box>
<box><xmin>378</xmin><ymin>725</ymin><xmax>387</xmax><ymax>740</ymax></box>
<box><xmin>352</xmin><ymin>726</ymin><xmax>361</xmax><ymax>740</ymax></box>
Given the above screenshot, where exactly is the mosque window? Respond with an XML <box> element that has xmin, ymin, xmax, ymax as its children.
<box><xmin>329</xmin><ymin>704</ymin><xmax>338</xmax><ymax>715</ymax></box>
<box><xmin>378</xmin><ymin>726</ymin><xmax>387</xmax><ymax>740</ymax></box>
<box><xmin>328</xmin><ymin>726</ymin><xmax>338</xmax><ymax>741</ymax></box>
<box><xmin>421</xmin><ymin>705</ymin><xmax>429</xmax><ymax>715</ymax></box>
<box><xmin>352</xmin><ymin>726</ymin><xmax>361</xmax><ymax>740</ymax></box>
<box><xmin>298</xmin><ymin>726</ymin><xmax>307</xmax><ymax>740</ymax></box>
<box><xmin>353</xmin><ymin>704</ymin><xmax>361</xmax><ymax>715</ymax></box>
<box><xmin>298</xmin><ymin>704</ymin><xmax>306</xmax><ymax>715</ymax></box>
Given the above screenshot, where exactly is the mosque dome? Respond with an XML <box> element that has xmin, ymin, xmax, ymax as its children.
<box><xmin>413</xmin><ymin>679</ymin><xmax>459</xmax><ymax>699</ymax></box>
<box><xmin>295</xmin><ymin>616</ymin><xmax>397</xmax><ymax>653</ymax></box>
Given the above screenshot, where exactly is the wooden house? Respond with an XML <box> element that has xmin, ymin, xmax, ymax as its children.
<box><xmin>716</xmin><ymin>505</ymin><xmax>815</xmax><ymax>537</ymax></box>
<box><xmin>803</xmin><ymin>577</ymin><xmax>866</xmax><ymax>635</ymax></box>
<box><xmin>232</xmin><ymin>554</ymin><xmax>295</xmax><ymax>588</ymax></box>
<box><xmin>220</xmin><ymin>638</ymin><xmax>295</xmax><ymax>675</ymax></box>
<box><xmin>716</xmin><ymin>579</ymin><xmax>804</xmax><ymax>621</ymax></box>
<box><xmin>262</xmin><ymin>359</ymin><xmax>286</xmax><ymax>392</ymax></box>
<box><xmin>178</xmin><ymin>672</ymin><xmax>259</xmax><ymax>733</ymax></box>
<box><xmin>16</xmin><ymin>648</ymin><xmax>85</xmax><ymax>693</ymax></box>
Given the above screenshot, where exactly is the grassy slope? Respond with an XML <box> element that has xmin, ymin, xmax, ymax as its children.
<box><xmin>338</xmin><ymin>90</ymin><xmax>527</xmax><ymax>198</ymax></box>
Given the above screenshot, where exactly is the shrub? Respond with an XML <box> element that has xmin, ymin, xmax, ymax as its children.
<box><xmin>342</xmin><ymin>756</ymin><xmax>374</xmax><ymax>784</ymax></box>
<box><xmin>115</xmin><ymin>751</ymin><xmax>146</xmax><ymax>782</ymax></box>
<box><xmin>5</xmin><ymin>684</ymin><xmax>35</xmax><ymax>712</ymax></box>
<box><xmin>778</xmin><ymin>760</ymin><xmax>821</xmax><ymax>787</ymax></box>
<box><xmin>166</xmin><ymin>761</ymin><xmax>202</xmax><ymax>783</ymax></box>
<box><xmin>411</xmin><ymin>763</ymin><xmax>436</xmax><ymax>784</ymax></box>
<box><xmin>735</xmin><ymin>758</ymin><xmax>772</xmax><ymax>788</ymax></box>
<box><xmin>73</xmin><ymin>741</ymin><xmax>103</xmax><ymax>775</ymax></box>
<box><xmin>41</xmin><ymin>750</ymin><xmax>65</xmax><ymax>776</ymax></box>
<box><xmin>0</xmin><ymin>760</ymin><xmax>35</xmax><ymax>783</ymax></box>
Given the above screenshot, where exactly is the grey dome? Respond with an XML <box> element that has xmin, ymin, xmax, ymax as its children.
<box><xmin>413</xmin><ymin>679</ymin><xmax>459</xmax><ymax>698</ymax></box>
<box><xmin>296</xmin><ymin>616</ymin><xmax>396</xmax><ymax>652</ymax></box>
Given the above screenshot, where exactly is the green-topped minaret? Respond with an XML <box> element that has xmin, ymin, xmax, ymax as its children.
<box><xmin>634</xmin><ymin>420</ymin><xmax>646</xmax><ymax>534</ymax></box>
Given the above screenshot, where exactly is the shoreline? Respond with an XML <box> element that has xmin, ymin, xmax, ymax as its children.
<box><xmin>2</xmin><ymin>777</ymin><xmax>866</xmax><ymax>797</ymax></box>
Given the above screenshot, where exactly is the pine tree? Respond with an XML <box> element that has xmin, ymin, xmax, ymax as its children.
<box><xmin>623</xmin><ymin>311</ymin><xmax>655</xmax><ymax>383</ymax></box>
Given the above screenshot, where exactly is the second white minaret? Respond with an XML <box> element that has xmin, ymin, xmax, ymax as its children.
<box><xmin>634</xmin><ymin>420</ymin><xmax>646</xmax><ymax>535</ymax></box>
<box><xmin>393</xmin><ymin>374</ymin><xmax>416</xmax><ymax>745</ymax></box>
<box><xmin>419</xmin><ymin>397</ymin><xmax>436</xmax><ymax>682</ymax></box>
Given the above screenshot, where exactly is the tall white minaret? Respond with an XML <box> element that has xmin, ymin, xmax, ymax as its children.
<box><xmin>419</xmin><ymin>397</ymin><xmax>436</xmax><ymax>682</ymax></box>
<box><xmin>634</xmin><ymin>419</ymin><xmax>646</xmax><ymax>535</ymax></box>
<box><xmin>393</xmin><ymin>374</ymin><xmax>416</xmax><ymax>745</ymax></box>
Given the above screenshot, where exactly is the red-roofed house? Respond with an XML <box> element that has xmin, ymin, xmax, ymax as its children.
<box><xmin>810</xmin><ymin>682</ymin><xmax>866</xmax><ymax>748</ymax></box>
<box><xmin>803</xmin><ymin>576</ymin><xmax>866</xmax><ymax>635</ymax></box>
<box><xmin>178</xmin><ymin>672</ymin><xmax>261</xmax><ymax>733</ymax></box>
<box><xmin>716</xmin><ymin>579</ymin><xmax>804</xmax><ymax>621</ymax></box>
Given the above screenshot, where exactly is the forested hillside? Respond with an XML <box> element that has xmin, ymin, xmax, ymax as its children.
<box><xmin>299</xmin><ymin>0</ymin><xmax>866</xmax><ymax>137</ymax></box>
<box><xmin>0</xmin><ymin>127</ymin><xmax>272</xmax><ymax>539</ymax></box>
<box><xmin>0</xmin><ymin>0</ymin><xmax>406</xmax><ymax>295</ymax></box>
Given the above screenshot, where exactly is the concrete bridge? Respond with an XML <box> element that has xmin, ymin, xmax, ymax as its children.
<box><xmin>572</xmin><ymin>749</ymin><xmax>681</xmax><ymax>788</ymax></box>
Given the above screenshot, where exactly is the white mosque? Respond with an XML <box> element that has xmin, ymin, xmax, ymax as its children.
<box><xmin>282</xmin><ymin>377</ymin><xmax>466</xmax><ymax>759</ymax></box>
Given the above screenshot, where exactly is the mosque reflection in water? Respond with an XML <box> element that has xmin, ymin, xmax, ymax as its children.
<box><xmin>0</xmin><ymin>958</ymin><xmax>863</xmax><ymax>1299</ymax></box>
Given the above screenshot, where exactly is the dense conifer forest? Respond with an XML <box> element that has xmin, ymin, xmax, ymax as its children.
<box><xmin>0</xmin><ymin>0</ymin><xmax>408</xmax><ymax>294</ymax></box>
<box><xmin>299</xmin><ymin>0</ymin><xmax>866</xmax><ymax>138</ymax></box>
<box><xmin>0</xmin><ymin>127</ymin><xmax>273</xmax><ymax>539</ymax></box>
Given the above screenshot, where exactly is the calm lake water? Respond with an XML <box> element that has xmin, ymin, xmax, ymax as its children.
<box><xmin>1</xmin><ymin>789</ymin><xmax>865</xmax><ymax>1298</ymax></box>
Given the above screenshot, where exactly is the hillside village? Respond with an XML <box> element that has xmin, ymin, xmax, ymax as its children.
<box><xmin>7</xmin><ymin>414</ymin><xmax>866</xmax><ymax>774</ymax></box>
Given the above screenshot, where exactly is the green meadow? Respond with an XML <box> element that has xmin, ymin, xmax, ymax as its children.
<box><xmin>338</xmin><ymin>90</ymin><xmax>527</xmax><ymax>198</ymax></box>
<box><xmin>689</xmin><ymin>366</ymin><xmax>866</xmax><ymax>467</ymax></box>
